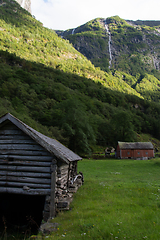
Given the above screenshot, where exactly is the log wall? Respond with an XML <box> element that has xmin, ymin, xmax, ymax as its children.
<box><xmin>0</xmin><ymin>122</ymin><xmax>54</xmax><ymax>195</ymax></box>
<box><xmin>0</xmin><ymin>120</ymin><xmax>83</xmax><ymax>220</ymax></box>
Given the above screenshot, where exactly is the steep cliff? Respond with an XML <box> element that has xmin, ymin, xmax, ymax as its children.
<box><xmin>15</xmin><ymin>0</ymin><xmax>31</xmax><ymax>13</ymax></box>
<box><xmin>58</xmin><ymin>16</ymin><xmax>160</xmax><ymax>79</ymax></box>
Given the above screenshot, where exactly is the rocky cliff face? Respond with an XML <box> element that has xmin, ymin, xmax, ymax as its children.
<box><xmin>15</xmin><ymin>0</ymin><xmax>31</xmax><ymax>14</ymax></box>
<box><xmin>59</xmin><ymin>17</ymin><xmax>160</xmax><ymax>76</ymax></box>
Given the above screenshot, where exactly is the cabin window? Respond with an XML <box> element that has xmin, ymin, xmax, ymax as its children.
<box><xmin>146</xmin><ymin>152</ymin><xmax>148</xmax><ymax>155</ymax></box>
<box><xmin>138</xmin><ymin>152</ymin><xmax>140</xmax><ymax>155</ymax></box>
<box><xmin>127</xmin><ymin>152</ymin><xmax>130</xmax><ymax>155</ymax></box>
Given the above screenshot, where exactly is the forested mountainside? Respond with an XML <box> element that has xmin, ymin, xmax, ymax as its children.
<box><xmin>59</xmin><ymin>16</ymin><xmax>160</xmax><ymax>78</ymax></box>
<box><xmin>1</xmin><ymin>1</ymin><xmax>160</xmax><ymax>155</ymax></box>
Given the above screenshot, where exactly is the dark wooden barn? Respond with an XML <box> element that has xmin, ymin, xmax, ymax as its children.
<box><xmin>116</xmin><ymin>141</ymin><xmax>154</xmax><ymax>159</ymax></box>
<box><xmin>0</xmin><ymin>113</ymin><xmax>83</xmax><ymax>224</ymax></box>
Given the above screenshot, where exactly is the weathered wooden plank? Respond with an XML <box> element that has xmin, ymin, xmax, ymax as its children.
<box><xmin>0</xmin><ymin>187</ymin><xmax>50</xmax><ymax>195</ymax></box>
<box><xmin>0</xmin><ymin>181</ymin><xmax>50</xmax><ymax>189</ymax></box>
<box><xmin>0</xmin><ymin>155</ymin><xmax>53</xmax><ymax>161</ymax></box>
<box><xmin>0</xmin><ymin>135</ymin><xmax>32</xmax><ymax>140</ymax></box>
<box><xmin>0</xmin><ymin>140</ymin><xmax>38</xmax><ymax>144</ymax></box>
<box><xmin>0</xmin><ymin>165</ymin><xmax>51</xmax><ymax>173</ymax></box>
<box><xmin>0</xmin><ymin>144</ymin><xmax>44</xmax><ymax>151</ymax></box>
<box><xmin>0</xmin><ymin>150</ymin><xmax>51</xmax><ymax>156</ymax></box>
<box><xmin>50</xmin><ymin>164</ymin><xmax>57</xmax><ymax>218</ymax></box>
<box><xmin>0</xmin><ymin>130</ymin><xmax>25</xmax><ymax>135</ymax></box>
<box><xmin>0</xmin><ymin>171</ymin><xmax>51</xmax><ymax>178</ymax></box>
<box><xmin>0</xmin><ymin>175</ymin><xmax>51</xmax><ymax>184</ymax></box>
<box><xmin>0</xmin><ymin>160</ymin><xmax>51</xmax><ymax>167</ymax></box>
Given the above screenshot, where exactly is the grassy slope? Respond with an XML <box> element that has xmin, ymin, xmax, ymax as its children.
<box><xmin>38</xmin><ymin>159</ymin><xmax>160</xmax><ymax>240</ymax></box>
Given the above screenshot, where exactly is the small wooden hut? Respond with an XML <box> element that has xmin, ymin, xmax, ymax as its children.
<box><xmin>0</xmin><ymin>113</ymin><xmax>83</xmax><ymax>221</ymax></box>
<box><xmin>116</xmin><ymin>141</ymin><xmax>154</xmax><ymax>159</ymax></box>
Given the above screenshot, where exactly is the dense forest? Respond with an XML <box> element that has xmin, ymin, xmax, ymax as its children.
<box><xmin>0</xmin><ymin>0</ymin><xmax>160</xmax><ymax>155</ymax></box>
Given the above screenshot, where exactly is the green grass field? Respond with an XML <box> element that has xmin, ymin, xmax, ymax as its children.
<box><xmin>37</xmin><ymin>158</ymin><xmax>160</xmax><ymax>240</ymax></box>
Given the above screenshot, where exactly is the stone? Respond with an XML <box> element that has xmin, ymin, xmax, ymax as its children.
<box><xmin>39</xmin><ymin>222</ymin><xmax>59</xmax><ymax>235</ymax></box>
<box><xmin>15</xmin><ymin>0</ymin><xmax>31</xmax><ymax>14</ymax></box>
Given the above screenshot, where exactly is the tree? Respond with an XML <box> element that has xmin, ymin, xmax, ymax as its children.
<box><xmin>57</xmin><ymin>98</ymin><xmax>96</xmax><ymax>155</ymax></box>
<box><xmin>112</xmin><ymin>111</ymin><xmax>137</xmax><ymax>145</ymax></box>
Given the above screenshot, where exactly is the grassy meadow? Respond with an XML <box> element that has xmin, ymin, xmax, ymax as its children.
<box><xmin>37</xmin><ymin>158</ymin><xmax>160</xmax><ymax>240</ymax></box>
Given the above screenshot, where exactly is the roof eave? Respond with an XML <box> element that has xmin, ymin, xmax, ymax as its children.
<box><xmin>0</xmin><ymin>113</ymin><xmax>82</xmax><ymax>164</ymax></box>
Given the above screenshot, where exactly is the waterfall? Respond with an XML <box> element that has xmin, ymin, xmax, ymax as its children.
<box><xmin>105</xmin><ymin>19</ymin><xmax>112</xmax><ymax>69</ymax></box>
<box><xmin>72</xmin><ymin>28</ymin><xmax>76</xmax><ymax>35</ymax></box>
<box><xmin>21</xmin><ymin>0</ymin><xmax>25</xmax><ymax>8</ymax></box>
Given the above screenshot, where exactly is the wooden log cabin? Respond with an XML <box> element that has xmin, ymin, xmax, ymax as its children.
<box><xmin>0</xmin><ymin>113</ymin><xmax>83</xmax><ymax>222</ymax></box>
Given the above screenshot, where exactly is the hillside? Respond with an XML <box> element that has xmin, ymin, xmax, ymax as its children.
<box><xmin>1</xmin><ymin>1</ymin><xmax>160</xmax><ymax>154</ymax></box>
<box><xmin>59</xmin><ymin>16</ymin><xmax>160</xmax><ymax>100</ymax></box>
<box><xmin>60</xmin><ymin>16</ymin><xmax>160</xmax><ymax>74</ymax></box>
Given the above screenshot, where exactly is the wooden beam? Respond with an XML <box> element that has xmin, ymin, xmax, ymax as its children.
<box><xmin>0</xmin><ymin>160</ymin><xmax>51</xmax><ymax>167</ymax></box>
<box><xmin>0</xmin><ymin>140</ymin><xmax>38</xmax><ymax>144</ymax></box>
<box><xmin>0</xmin><ymin>150</ymin><xmax>51</xmax><ymax>155</ymax></box>
<box><xmin>0</xmin><ymin>130</ymin><xmax>24</xmax><ymax>135</ymax></box>
<box><xmin>0</xmin><ymin>135</ymin><xmax>31</xmax><ymax>140</ymax></box>
<box><xmin>50</xmin><ymin>163</ymin><xmax>57</xmax><ymax>218</ymax></box>
<box><xmin>0</xmin><ymin>144</ymin><xmax>44</xmax><ymax>150</ymax></box>
<box><xmin>0</xmin><ymin>165</ymin><xmax>51</xmax><ymax>173</ymax></box>
<box><xmin>0</xmin><ymin>171</ymin><xmax>51</xmax><ymax>178</ymax></box>
<box><xmin>0</xmin><ymin>187</ymin><xmax>50</xmax><ymax>195</ymax></box>
<box><xmin>0</xmin><ymin>175</ymin><xmax>51</xmax><ymax>184</ymax></box>
<box><xmin>0</xmin><ymin>181</ymin><xmax>50</xmax><ymax>189</ymax></box>
<box><xmin>0</xmin><ymin>155</ymin><xmax>53</xmax><ymax>162</ymax></box>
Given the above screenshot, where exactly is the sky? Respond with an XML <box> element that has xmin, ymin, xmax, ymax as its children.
<box><xmin>31</xmin><ymin>0</ymin><xmax>160</xmax><ymax>31</ymax></box>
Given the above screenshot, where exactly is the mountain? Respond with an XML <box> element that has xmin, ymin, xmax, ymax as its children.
<box><xmin>58</xmin><ymin>16</ymin><xmax>160</xmax><ymax>77</ymax></box>
<box><xmin>1</xmin><ymin>2</ymin><xmax>160</xmax><ymax>154</ymax></box>
<box><xmin>15</xmin><ymin>0</ymin><xmax>31</xmax><ymax>13</ymax></box>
